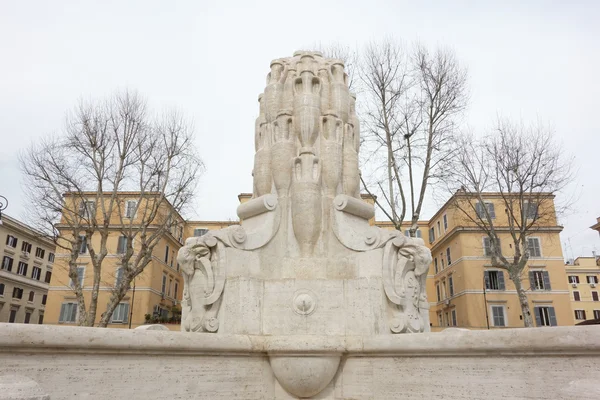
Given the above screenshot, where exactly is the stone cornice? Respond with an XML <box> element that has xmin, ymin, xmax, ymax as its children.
<box><xmin>0</xmin><ymin>270</ymin><xmax>49</xmax><ymax>291</ymax></box>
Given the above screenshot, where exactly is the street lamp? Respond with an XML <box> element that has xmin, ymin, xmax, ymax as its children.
<box><xmin>0</xmin><ymin>195</ymin><xmax>8</xmax><ymax>225</ymax></box>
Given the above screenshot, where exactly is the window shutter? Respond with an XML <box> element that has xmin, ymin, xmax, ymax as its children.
<box><xmin>529</xmin><ymin>271</ymin><xmax>535</xmax><ymax>291</ymax></box>
<box><xmin>498</xmin><ymin>271</ymin><xmax>506</xmax><ymax>290</ymax></box>
<box><xmin>70</xmin><ymin>304</ymin><xmax>77</xmax><ymax>322</ymax></box>
<box><xmin>475</xmin><ymin>202</ymin><xmax>483</xmax><ymax>217</ymax></box>
<box><xmin>123</xmin><ymin>304</ymin><xmax>130</xmax><ymax>323</ymax></box>
<box><xmin>548</xmin><ymin>307</ymin><xmax>557</xmax><ymax>326</ymax></box>
<box><xmin>534</xmin><ymin>307</ymin><xmax>541</xmax><ymax>326</ymax></box>
<box><xmin>59</xmin><ymin>304</ymin><xmax>67</xmax><ymax>322</ymax></box>
<box><xmin>487</xmin><ymin>203</ymin><xmax>496</xmax><ymax>218</ymax></box>
<box><xmin>542</xmin><ymin>271</ymin><xmax>551</xmax><ymax>291</ymax></box>
<box><xmin>592</xmin><ymin>292</ymin><xmax>599</xmax><ymax>302</ymax></box>
<box><xmin>484</xmin><ymin>271</ymin><xmax>490</xmax><ymax>289</ymax></box>
<box><xmin>117</xmin><ymin>236</ymin><xmax>126</xmax><ymax>254</ymax></box>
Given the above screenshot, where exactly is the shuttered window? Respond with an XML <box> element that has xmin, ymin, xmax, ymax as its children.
<box><xmin>59</xmin><ymin>303</ymin><xmax>77</xmax><ymax>323</ymax></box>
<box><xmin>534</xmin><ymin>306</ymin><xmax>557</xmax><ymax>326</ymax></box>
<box><xmin>110</xmin><ymin>303</ymin><xmax>130</xmax><ymax>323</ymax></box>
<box><xmin>529</xmin><ymin>270</ymin><xmax>551</xmax><ymax>291</ymax></box>
<box><xmin>484</xmin><ymin>270</ymin><xmax>506</xmax><ymax>290</ymax></box>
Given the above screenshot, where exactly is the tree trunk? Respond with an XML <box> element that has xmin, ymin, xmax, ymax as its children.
<box><xmin>511</xmin><ymin>272</ymin><xmax>534</xmax><ymax>327</ymax></box>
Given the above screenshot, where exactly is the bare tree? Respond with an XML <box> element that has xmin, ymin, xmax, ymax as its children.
<box><xmin>314</xmin><ymin>42</ymin><xmax>358</xmax><ymax>91</ymax></box>
<box><xmin>448</xmin><ymin>119</ymin><xmax>572</xmax><ymax>327</ymax></box>
<box><xmin>20</xmin><ymin>90</ymin><xmax>203</xmax><ymax>327</ymax></box>
<box><xmin>358</xmin><ymin>39</ymin><xmax>468</xmax><ymax>234</ymax></box>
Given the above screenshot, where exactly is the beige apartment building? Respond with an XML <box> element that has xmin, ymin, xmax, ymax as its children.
<box><xmin>0</xmin><ymin>214</ymin><xmax>56</xmax><ymax>324</ymax></box>
<box><xmin>565</xmin><ymin>256</ymin><xmax>600</xmax><ymax>323</ymax></box>
<box><xmin>45</xmin><ymin>193</ymin><xmax>185</xmax><ymax>330</ymax></box>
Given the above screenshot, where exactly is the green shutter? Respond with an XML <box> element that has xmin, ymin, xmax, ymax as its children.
<box><xmin>123</xmin><ymin>304</ymin><xmax>130</xmax><ymax>323</ymax></box>
<box><xmin>484</xmin><ymin>271</ymin><xmax>490</xmax><ymax>289</ymax></box>
<box><xmin>59</xmin><ymin>304</ymin><xmax>67</xmax><ymax>322</ymax></box>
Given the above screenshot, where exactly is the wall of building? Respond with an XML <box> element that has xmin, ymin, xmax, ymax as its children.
<box><xmin>566</xmin><ymin>257</ymin><xmax>600</xmax><ymax>322</ymax></box>
<box><xmin>0</xmin><ymin>215</ymin><xmax>55</xmax><ymax>325</ymax></box>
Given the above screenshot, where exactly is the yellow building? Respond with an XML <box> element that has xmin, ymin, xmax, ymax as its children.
<box><xmin>425</xmin><ymin>193</ymin><xmax>573</xmax><ymax>331</ymax></box>
<box><xmin>0</xmin><ymin>214</ymin><xmax>56</xmax><ymax>324</ymax></box>
<box><xmin>565</xmin><ymin>256</ymin><xmax>600</xmax><ymax>323</ymax></box>
<box><xmin>45</xmin><ymin>193</ymin><xmax>185</xmax><ymax>330</ymax></box>
<box><xmin>45</xmin><ymin>190</ymin><xmax>575</xmax><ymax>331</ymax></box>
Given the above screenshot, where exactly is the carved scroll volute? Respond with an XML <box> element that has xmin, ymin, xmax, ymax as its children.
<box><xmin>349</xmin><ymin>92</ymin><xmax>360</xmax><ymax>152</ymax></box>
<box><xmin>342</xmin><ymin>123</ymin><xmax>360</xmax><ymax>198</ymax></box>
<box><xmin>271</xmin><ymin>111</ymin><xmax>296</xmax><ymax>197</ymax></box>
<box><xmin>264</xmin><ymin>59</ymin><xmax>285</xmax><ymax>123</ymax></box>
<box><xmin>293</xmin><ymin>71</ymin><xmax>321</xmax><ymax>150</ymax></box>
<box><xmin>320</xmin><ymin>112</ymin><xmax>343</xmax><ymax>197</ymax></box>
<box><xmin>253</xmin><ymin>118</ymin><xmax>272</xmax><ymax>197</ymax></box>
<box><xmin>330</xmin><ymin>61</ymin><xmax>350</xmax><ymax>122</ymax></box>
<box><xmin>291</xmin><ymin>153</ymin><xmax>322</xmax><ymax>256</ymax></box>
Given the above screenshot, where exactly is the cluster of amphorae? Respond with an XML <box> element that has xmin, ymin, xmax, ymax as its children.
<box><xmin>252</xmin><ymin>51</ymin><xmax>361</xmax><ymax>256</ymax></box>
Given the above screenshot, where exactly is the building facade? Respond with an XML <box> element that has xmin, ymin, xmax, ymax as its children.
<box><xmin>0</xmin><ymin>215</ymin><xmax>56</xmax><ymax>324</ymax></box>
<box><xmin>45</xmin><ymin>193</ymin><xmax>185</xmax><ymax>330</ymax></box>
<box><xmin>425</xmin><ymin>193</ymin><xmax>573</xmax><ymax>331</ymax></box>
<box><xmin>43</xmin><ymin>191</ymin><xmax>577</xmax><ymax>331</ymax></box>
<box><xmin>565</xmin><ymin>256</ymin><xmax>600</xmax><ymax>323</ymax></box>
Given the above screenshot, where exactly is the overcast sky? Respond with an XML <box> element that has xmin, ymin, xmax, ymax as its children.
<box><xmin>1</xmin><ymin>0</ymin><xmax>598</xmax><ymax>259</ymax></box>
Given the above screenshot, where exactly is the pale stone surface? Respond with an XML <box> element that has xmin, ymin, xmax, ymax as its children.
<box><xmin>174</xmin><ymin>52</ymin><xmax>433</xmax><ymax>396</ymax></box>
<box><xmin>0</xmin><ymin>324</ymin><xmax>599</xmax><ymax>399</ymax></box>
<box><xmin>0</xmin><ymin>375</ymin><xmax>49</xmax><ymax>400</ymax></box>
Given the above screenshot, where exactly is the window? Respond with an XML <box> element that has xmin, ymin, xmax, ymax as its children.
<box><xmin>534</xmin><ymin>306</ymin><xmax>557</xmax><ymax>326</ymax></box>
<box><xmin>440</xmin><ymin>253</ymin><xmax>446</xmax><ymax>269</ymax></box>
<box><xmin>6</xmin><ymin>234</ymin><xmax>18</xmax><ymax>248</ymax></box>
<box><xmin>476</xmin><ymin>202</ymin><xmax>496</xmax><ymax>219</ymax></box>
<box><xmin>573</xmin><ymin>291</ymin><xmax>581</xmax><ymax>301</ymax></box>
<box><xmin>115</xmin><ymin>267</ymin><xmax>124</xmax><ymax>288</ymax></box>
<box><xmin>78</xmin><ymin>235</ymin><xmax>87</xmax><ymax>254</ymax></box>
<box><xmin>59</xmin><ymin>303</ymin><xmax>77</xmax><ymax>323</ymax></box>
<box><xmin>28</xmin><ymin>291</ymin><xmax>34</xmax><ymax>302</ymax></box>
<box><xmin>32</xmin><ymin>266</ymin><xmax>41</xmax><ymax>281</ymax></box>
<box><xmin>437</xmin><ymin>221</ymin><xmax>441</xmax><ymax>236</ymax></box>
<box><xmin>44</xmin><ymin>271</ymin><xmax>52</xmax><ymax>283</ymax></box>
<box><xmin>525</xmin><ymin>202</ymin><xmax>538</xmax><ymax>220</ymax></box>
<box><xmin>574</xmin><ymin>310</ymin><xmax>586</xmax><ymax>320</ymax></box>
<box><xmin>587</xmin><ymin>275</ymin><xmax>599</xmax><ymax>284</ymax></box>
<box><xmin>79</xmin><ymin>200</ymin><xmax>96</xmax><ymax>218</ymax></box>
<box><xmin>194</xmin><ymin>228</ymin><xmax>209</xmax><ymax>237</ymax></box>
<box><xmin>125</xmin><ymin>200</ymin><xmax>137</xmax><ymax>218</ymax></box>
<box><xmin>593</xmin><ymin>291</ymin><xmax>599</xmax><ymax>302</ymax></box>
<box><xmin>24</xmin><ymin>312</ymin><xmax>31</xmax><ymax>324</ymax></box>
<box><xmin>12</xmin><ymin>287</ymin><xmax>23</xmax><ymax>299</ymax></box>
<box><xmin>21</xmin><ymin>241</ymin><xmax>32</xmax><ymax>254</ymax></box>
<box><xmin>568</xmin><ymin>275</ymin><xmax>579</xmax><ymax>284</ymax></box>
<box><xmin>42</xmin><ymin>294</ymin><xmax>47</xmax><ymax>305</ymax></box>
<box><xmin>483</xmin><ymin>237</ymin><xmax>501</xmax><ymax>257</ymax></box>
<box><xmin>448</xmin><ymin>276</ymin><xmax>454</xmax><ymax>296</ymax></box>
<box><xmin>594</xmin><ymin>310</ymin><xmax>600</xmax><ymax>320</ymax></box>
<box><xmin>9</xmin><ymin>309</ymin><xmax>17</xmax><ymax>323</ymax></box>
<box><xmin>530</xmin><ymin>270</ymin><xmax>551</xmax><ymax>291</ymax></box>
<box><xmin>170</xmin><ymin>250</ymin><xmax>174</xmax><ymax>267</ymax></box>
<box><xmin>174</xmin><ymin>282</ymin><xmax>178</xmax><ymax>299</ymax></box>
<box><xmin>446</xmin><ymin>247</ymin><xmax>452</xmax><ymax>265</ymax></box>
<box><xmin>0</xmin><ymin>283</ymin><xmax>4</xmax><ymax>296</ymax></box>
<box><xmin>443</xmin><ymin>214</ymin><xmax>448</xmax><ymax>231</ymax></box>
<box><xmin>168</xmin><ymin>278</ymin><xmax>173</xmax><ymax>296</ymax></box>
<box><xmin>434</xmin><ymin>258</ymin><xmax>438</xmax><ymax>274</ymax></box>
<box><xmin>111</xmin><ymin>303</ymin><xmax>130</xmax><ymax>323</ymax></box>
<box><xmin>484</xmin><ymin>270</ymin><xmax>505</xmax><ymax>290</ymax></box>
<box><xmin>491</xmin><ymin>305</ymin><xmax>506</xmax><ymax>327</ymax></box>
<box><xmin>164</xmin><ymin>245</ymin><xmax>169</xmax><ymax>263</ymax></box>
<box><xmin>429</xmin><ymin>228</ymin><xmax>435</xmax><ymax>243</ymax></box>
<box><xmin>161</xmin><ymin>274</ymin><xmax>167</xmax><ymax>295</ymax></box>
<box><xmin>451</xmin><ymin>309</ymin><xmax>457</xmax><ymax>326</ymax></box>
<box><xmin>69</xmin><ymin>267</ymin><xmax>85</xmax><ymax>288</ymax></box>
<box><xmin>527</xmin><ymin>238</ymin><xmax>541</xmax><ymax>258</ymax></box>
<box><xmin>436</xmin><ymin>284</ymin><xmax>441</xmax><ymax>302</ymax></box>
<box><xmin>117</xmin><ymin>236</ymin><xmax>128</xmax><ymax>254</ymax></box>
<box><xmin>1</xmin><ymin>256</ymin><xmax>13</xmax><ymax>271</ymax></box>
<box><xmin>415</xmin><ymin>229</ymin><xmax>422</xmax><ymax>239</ymax></box>
<box><xmin>38</xmin><ymin>313</ymin><xmax>44</xmax><ymax>324</ymax></box>
<box><xmin>444</xmin><ymin>312</ymin><xmax>450</xmax><ymax>326</ymax></box>
<box><xmin>17</xmin><ymin>262</ymin><xmax>28</xmax><ymax>276</ymax></box>
<box><xmin>48</xmin><ymin>252</ymin><xmax>55</xmax><ymax>263</ymax></box>
<box><xmin>35</xmin><ymin>247</ymin><xmax>45</xmax><ymax>259</ymax></box>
